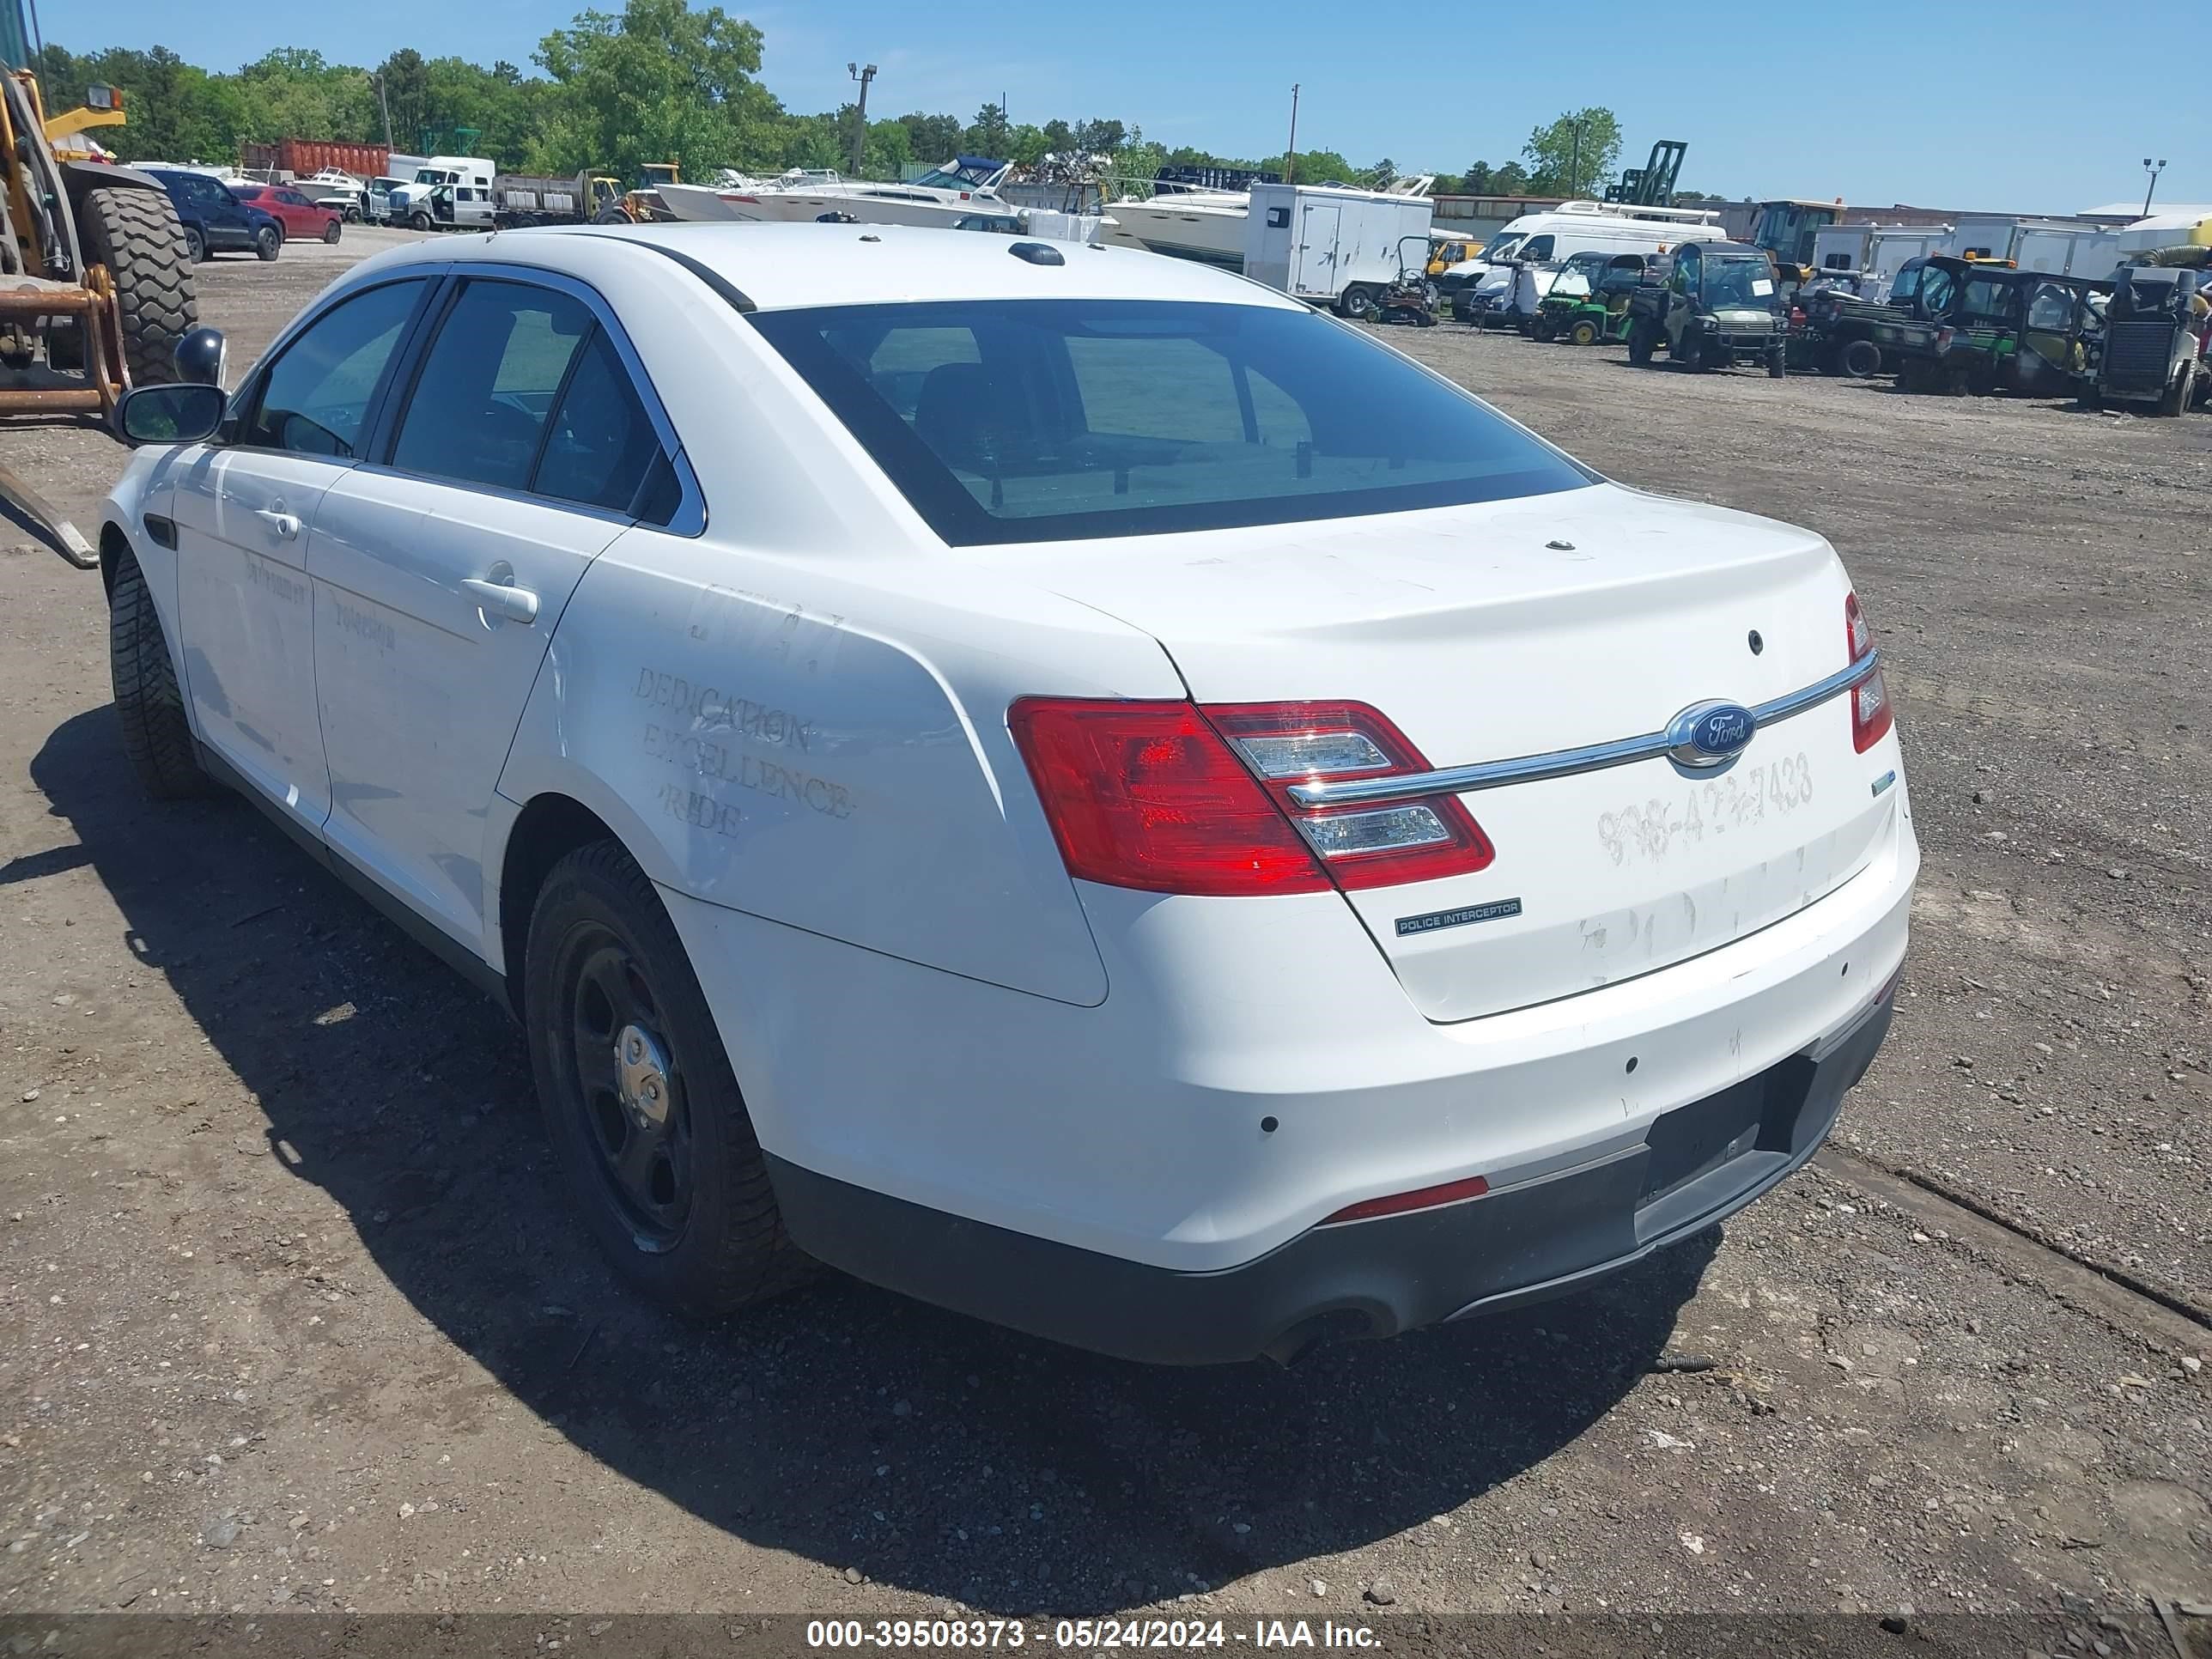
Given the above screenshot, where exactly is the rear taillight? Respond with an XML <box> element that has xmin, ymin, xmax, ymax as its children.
<box><xmin>1008</xmin><ymin>698</ymin><xmax>1493</xmax><ymax>897</ymax></box>
<box><xmin>1007</xmin><ymin>700</ymin><xmax>1330</xmax><ymax>896</ymax></box>
<box><xmin>1845</xmin><ymin>592</ymin><xmax>1894</xmax><ymax>752</ymax></box>
<box><xmin>1207</xmin><ymin>702</ymin><xmax>1495</xmax><ymax>890</ymax></box>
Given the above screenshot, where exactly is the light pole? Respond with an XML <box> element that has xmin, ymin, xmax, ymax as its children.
<box><xmin>1285</xmin><ymin>83</ymin><xmax>1299</xmax><ymax>185</ymax></box>
<box><xmin>1569</xmin><ymin>118</ymin><xmax>1583</xmax><ymax>198</ymax></box>
<box><xmin>2142</xmin><ymin>156</ymin><xmax>2167</xmax><ymax>217</ymax></box>
<box><xmin>371</xmin><ymin>70</ymin><xmax>392</xmax><ymax>149</ymax></box>
<box><xmin>847</xmin><ymin>62</ymin><xmax>877</xmax><ymax>176</ymax></box>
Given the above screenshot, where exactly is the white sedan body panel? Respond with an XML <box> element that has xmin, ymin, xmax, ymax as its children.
<box><xmin>95</xmin><ymin>222</ymin><xmax>1918</xmax><ymax>1315</ymax></box>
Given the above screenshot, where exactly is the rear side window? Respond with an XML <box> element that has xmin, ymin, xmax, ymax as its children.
<box><xmin>391</xmin><ymin>280</ymin><xmax>593</xmax><ymax>491</ymax></box>
<box><xmin>241</xmin><ymin>279</ymin><xmax>426</xmax><ymax>457</ymax></box>
<box><xmin>750</xmin><ymin>298</ymin><xmax>1590</xmax><ymax>545</ymax></box>
<box><xmin>536</xmin><ymin>330</ymin><xmax>664</xmax><ymax>514</ymax></box>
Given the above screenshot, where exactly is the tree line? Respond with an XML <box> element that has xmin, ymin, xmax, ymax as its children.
<box><xmin>37</xmin><ymin>0</ymin><xmax>1670</xmax><ymax>202</ymax></box>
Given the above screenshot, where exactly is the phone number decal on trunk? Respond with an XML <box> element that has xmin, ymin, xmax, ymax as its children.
<box><xmin>1598</xmin><ymin>752</ymin><xmax>1815</xmax><ymax>866</ymax></box>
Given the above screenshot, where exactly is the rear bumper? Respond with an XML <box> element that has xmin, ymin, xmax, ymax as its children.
<box><xmin>769</xmin><ymin>989</ymin><xmax>1893</xmax><ymax>1364</ymax></box>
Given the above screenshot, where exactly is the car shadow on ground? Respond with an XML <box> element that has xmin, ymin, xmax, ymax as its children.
<box><xmin>31</xmin><ymin>704</ymin><xmax>1716</xmax><ymax>1613</ymax></box>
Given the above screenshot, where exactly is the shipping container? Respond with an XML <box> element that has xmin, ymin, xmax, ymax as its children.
<box><xmin>239</xmin><ymin>139</ymin><xmax>390</xmax><ymax>183</ymax></box>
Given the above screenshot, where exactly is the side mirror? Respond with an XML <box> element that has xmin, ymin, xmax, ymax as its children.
<box><xmin>116</xmin><ymin>382</ymin><xmax>227</xmax><ymax>447</ymax></box>
<box><xmin>173</xmin><ymin>326</ymin><xmax>227</xmax><ymax>386</ymax></box>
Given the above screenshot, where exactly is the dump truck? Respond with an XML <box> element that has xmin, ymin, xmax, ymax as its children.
<box><xmin>492</xmin><ymin>170</ymin><xmax>625</xmax><ymax>228</ymax></box>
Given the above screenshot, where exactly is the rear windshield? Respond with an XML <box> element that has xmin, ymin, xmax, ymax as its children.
<box><xmin>748</xmin><ymin>299</ymin><xmax>1591</xmax><ymax>545</ymax></box>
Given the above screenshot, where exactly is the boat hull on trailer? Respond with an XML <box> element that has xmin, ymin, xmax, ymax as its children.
<box><xmin>1098</xmin><ymin>193</ymin><xmax>1247</xmax><ymax>266</ymax></box>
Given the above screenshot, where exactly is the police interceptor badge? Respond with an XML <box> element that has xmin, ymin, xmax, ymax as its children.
<box><xmin>1395</xmin><ymin>897</ymin><xmax>1523</xmax><ymax>937</ymax></box>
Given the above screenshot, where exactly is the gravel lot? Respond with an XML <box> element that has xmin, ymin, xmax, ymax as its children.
<box><xmin>1</xmin><ymin>234</ymin><xmax>2208</xmax><ymax>1650</ymax></box>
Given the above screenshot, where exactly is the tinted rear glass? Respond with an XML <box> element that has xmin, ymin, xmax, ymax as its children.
<box><xmin>748</xmin><ymin>299</ymin><xmax>1590</xmax><ymax>546</ymax></box>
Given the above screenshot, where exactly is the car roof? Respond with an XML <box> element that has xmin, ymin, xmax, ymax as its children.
<box><xmin>368</xmin><ymin>222</ymin><xmax>1310</xmax><ymax>313</ymax></box>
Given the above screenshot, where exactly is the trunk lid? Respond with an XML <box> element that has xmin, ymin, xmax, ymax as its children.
<box><xmin>1001</xmin><ymin>483</ymin><xmax>1896</xmax><ymax>1021</ymax></box>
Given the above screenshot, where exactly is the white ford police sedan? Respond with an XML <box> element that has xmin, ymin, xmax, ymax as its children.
<box><xmin>100</xmin><ymin>223</ymin><xmax>1915</xmax><ymax>1364</ymax></box>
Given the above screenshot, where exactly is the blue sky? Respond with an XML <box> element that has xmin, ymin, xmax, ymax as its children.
<box><xmin>48</xmin><ymin>0</ymin><xmax>2210</xmax><ymax>216</ymax></box>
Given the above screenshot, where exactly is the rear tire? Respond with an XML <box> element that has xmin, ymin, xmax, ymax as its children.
<box><xmin>525</xmin><ymin>841</ymin><xmax>811</xmax><ymax>1318</ymax></box>
<box><xmin>1338</xmin><ymin>284</ymin><xmax>1377</xmax><ymax>321</ymax></box>
<box><xmin>77</xmin><ymin>185</ymin><xmax>198</xmax><ymax>387</ymax></box>
<box><xmin>254</xmin><ymin>225</ymin><xmax>282</xmax><ymax>262</ymax></box>
<box><xmin>592</xmin><ymin>205</ymin><xmax>631</xmax><ymax>225</ymax></box>
<box><xmin>109</xmin><ymin>549</ymin><xmax>210</xmax><ymax>800</ymax></box>
<box><xmin>182</xmin><ymin>224</ymin><xmax>207</xmax><ymax>264</ymax></box>
<box><xmin>1839</xmin><ymin>337</ymin><xmax>1881</xmax><ymax>378</ymax></box>
<box><xmin>321</xmin><ymin>218</ymin><xmax>342</xmax><ymax>244</ymax></box>
<box><xmin>1530</xmin><ymin>314</ymin><xmax>1557</xmax><ymax>343</ymax></box>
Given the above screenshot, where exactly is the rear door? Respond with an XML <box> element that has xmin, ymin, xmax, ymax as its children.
<box><xmin>308</xmin><ymin>270</ymin><xmax>686</xmax><ymax>955</ymax></box>
<box><xmin>1295</xmin><ymin>204</ymin><xmax>1340</xmax><ymax>298</ymax></box>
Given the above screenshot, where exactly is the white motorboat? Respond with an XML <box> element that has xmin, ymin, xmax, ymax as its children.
<box><xmin>1103</xmin><ymin>173</ymin><xmax>1434</xmax><ymax>268</ymax></box>
<box><xmin>658</xmin><ymin>156</ymin><xmax>1016</xmax><ymax>228</ymax></box>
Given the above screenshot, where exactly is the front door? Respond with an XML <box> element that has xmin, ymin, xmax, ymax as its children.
<box><xmin>183</xmin><ymin>172</ymin><xmax>255</xmax><ymax>252</ymax></box>
<box><xmin>170</xmin><ymin>276</ymin><xmax>431</xmax><ymax>835</ymax></box>
<box><xmin>310</xmin><ymin>274</ymin><xmax>673</xmax><ymax>957</ymax></box>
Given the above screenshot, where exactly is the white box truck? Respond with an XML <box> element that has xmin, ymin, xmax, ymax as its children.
<box><xmin>1243</xmin><ymin>182</ymin><xmax>1435</xmax><ymax>319</ymax></box>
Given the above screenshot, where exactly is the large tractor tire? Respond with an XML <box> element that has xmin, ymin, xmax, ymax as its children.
<box><xmin>78</xmin><ymin>185</ymin><xmax>197</xmax><ymax>387</ymax></box>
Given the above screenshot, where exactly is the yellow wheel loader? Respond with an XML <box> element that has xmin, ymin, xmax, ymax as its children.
<box><xmin>0</xmin><ymin>3</ymin><xmax>197</xmax><ymax>422</ymax></box>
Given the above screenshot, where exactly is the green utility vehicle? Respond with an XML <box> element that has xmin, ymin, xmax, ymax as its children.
<box><xmin>1626</xmin><ymin>240</ymin><xmax>1786</xmax><ymax>374</ymax></box>
<box><xmin>1532</xmin><ymin>252</ymin><xmax>1650</xmax><ymax>344</ymax></box>
<box><xmin>1890</xmin><ymin>264</ymin><xmax>2106</xmax><ymax>397</ymax></box>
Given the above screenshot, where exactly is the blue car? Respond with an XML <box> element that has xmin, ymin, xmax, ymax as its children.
<box><xmin>141</xmin><ymin>168</ymin><xmax>283</xmax><ymax>263</ymax></box>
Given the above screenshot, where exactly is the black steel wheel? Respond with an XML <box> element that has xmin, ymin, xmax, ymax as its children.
<box><xmin>525</xmin><ymin>841</ymin><xmax>811</xmax><ymax>1315</ymax></box>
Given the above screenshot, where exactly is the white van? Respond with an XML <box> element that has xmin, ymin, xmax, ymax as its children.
<box><xmin>1439</xmin><ymin>200</ymin><xmax>1720</xmax><ymax>291</ymax></box>
<box><xmin>388</xmin><ymin>155</ymin><xmax>495</xmax><ymax>229</ymax></box>
<box><xmin>1441</xmin><ymin>199</ymin><xmax>1723</xmax><ymax>324</ymax></box>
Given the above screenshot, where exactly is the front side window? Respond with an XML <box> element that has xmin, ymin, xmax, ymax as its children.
<box><xmin>750</xmin><ymin>298</ymin><xmax>1591</xmax><ymax>546</ymax></box>
<box><xmin>391</xmin><ymin>281</ymin><xmax>594</xmax><ymax>490</ymax></box>
<box><xmin>1477</xmin><ymin>232</ymin><xmax>1524</xmax><ymax>262</ymax></box>
<box><xmin>1517</xmin><ymin>234</ymin><xmax>1555</xmax><ymax>262</ymax></box>
<box><xmin>241</xmin><ymin>279</ymin><xmax>426</xmax><ymax>456</ymax></box>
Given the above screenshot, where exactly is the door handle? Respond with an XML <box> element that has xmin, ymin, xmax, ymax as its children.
<box><xmin>254</xmin><ymin>507</ymin><xmax>301</xmax><ymax>540</ymax></box>
<box><xmin>461</xmin><ymin>575</ymin><xmax>540</xmax><ymax>625</ymax></box>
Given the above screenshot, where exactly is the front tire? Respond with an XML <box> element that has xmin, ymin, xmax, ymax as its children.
<box><xmin>1568</xmin><ymin>317</ymin><xmax>1601</xmax><ymax>347</ymax></box>
<box><xmin>525</xmin><ymin>841</ymin><xmax>811</xmax><ymax>1317</ymax></box>
<box><xmin>1627</xmin><ymin>320</ymin><xmax>1656</xmax><ymax>365</ymax></box>
<box><xmin>410</xmin><ymin>210</ymin><xmax>433</xmax><ymax>233</ymax></box>
<box><xmin>321</xmin><ymin>218</ymin><xmax>342</xmax><ymax>244</ymax></box>
<box><xmin>78</xmin><ymin>185</ymin><xmax>198</xmax><ymax>386</ymax></box>
<box><xmin>254</xmin><ymin>225</ymin><xmax>281</xmax><ymax>261</ymax></box>
<box><xmin>109</xmin><ymin>549</ymin><xmax>210</xmax><ymax>799</ymax></box>
<box><xmin>2158</xmin><ymin>362</ymin><xmax>2193</xmax><ymax>417</ymax></box>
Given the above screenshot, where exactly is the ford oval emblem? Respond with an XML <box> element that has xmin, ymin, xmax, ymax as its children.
<box><xmin>1666</xmin><ymin>700</ymin><xmax>1757</xmax><ymax>769</ymax></box>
